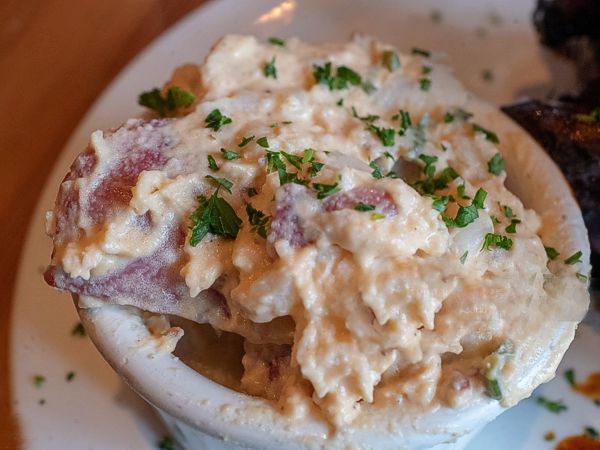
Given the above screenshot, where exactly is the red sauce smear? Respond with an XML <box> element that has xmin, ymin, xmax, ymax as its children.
<box><xmin>555</xmin><ymin>435</ymin><xmax>600</xmax><ymax>450</ymax></box>
<box><xmin>574</xmin><ymin>372</ymin><xmax>600</xmax><ymax>400</ymax></box>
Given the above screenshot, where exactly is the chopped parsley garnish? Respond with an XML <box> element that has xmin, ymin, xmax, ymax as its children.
<box><xmin>545</xmin><ymin>246</ymin><xmax>560</xmax><ymax>260</ymax></box>
<box><xmin>369</xmin><ymin>161</ymin><xmax>383</xmax><ymax>179</ymax></box>
<box><xmin>220</xmin><ymin>148</ymin><xmax>240</xmax><ymax>160</ymax></box>
<box><xmin>431</xmin><ymin>195</ymin><xmax>450</xmax><ymax>212</ymax></box>
<box><xmin>238</xmin><ymin>135</ymin><xmax>255</xmax><ymax>147</ymax></box>
<box><xmin>268</xmin><ymin>37</ymin><xmax>285</xmax><ymax>46</ymax></box>
<box><xmin>490</xmin><ymin>215</ymin><xmax>500</xmax><ymax>224</ymax></box>
<box><xmin>564</xmin><ymin>250</ymin><xmax>582</xmax><ymax>265</ymax></box>
<box><xmin>309</xmin><ymin>162</ymin><xmax>324</xmax><ymax>177</ymax></box>
<box><xmin>71</xmin><ymin>322</ymin><xmax>86</xmax><ymax>337</ymax></box>
<box><xmin>419</xmin><ymin>78</ymin><xmax>432</xmax><ymax>91</ymax></box>
<box><xmin>564</xmin><ymin>368</ymin><xmax>576</xmax><ymax>387</ymax></box>
<box><xmin>488</xmin><ymin>153</ymin><xmax>505</xmax><ymax>175</ymax></box>
<box><xmin>370</xmin><ymin>213</ymin><xmax>386</xmax><ymax>221</ymax></box>
<box><xmin>337</xmin><ymin>98</ymin><xmax>344</xmax><ymax>106</ymax></box>
<box><xmin>313</xmin><ymin>180</ymin><xmax>340</xmax><ymax>199</ymax></box>
<box><xmin>584</xmin><ymin>427</ymin><xmax>599</xmax><ymax>439</ymax></box>
<box><xmin>486</xmin><ymin>378</ymin><xmax>502</xmax><ymax>401</ymax></box>
<box><xmin>396</xmin><ymin>110</ymin><xmax>412</xmax><ymax>134</ymax></box>
<box><xmin>419</xmin><ymin>154</ymin><xmax>438</xmax><ymax>177</ymax></box>
<box><xmin>473</xmin><ymin>123</ymin><xmax>500</xmax><ymax>144</ymax></box>
<box><xmin>207</xmin><ymin>155</ymin><xmax>219</xmax><ymax>171</ymax></box>
<box><xmin>457</xmin><ymin>184</ymin><xmax>470</xmax><ymax>199</ymax></box>
<box><xmin>503</xmin><ymin>205</ymin><xmax>514</xmax><ymax>218</ymax></box>
<box><xmin>505</xmin><ymin>218</ymin><xmax>521</xmax><ymax>234</ymax></box>
<box><xmin>66</xmin><ymin>371</ymin><xmax>75</xmax><ymax>382</ymax></box>
<box><xmin>459</xmin><ymin>251</ymin><xmax>469</xmax><ymax>264</ymax></box>
<box><xmin>412</xmin><ymin>47</ymin><xmax>431</xmax><ymax>57</ymax></box>
<box><xmin>313</xmin><ymin>62</ymin><xmax>362</xmax><ymax>91</ymax></box>
<box><xmin>368</xmin><ymin>124</ymin><xmax>395</xmax><ymax>146</ymax></box>
<box><xmin>138</xmin><ymin>86</ymin><xmax>196</xmax><ymax>117</ymax></box>
<box><xmin>246</xmin><ymin>204</ymin><xmax>270</xmax><ymax>238</ymax></box>
<box><xmin>281</xmin><ymin>151</ymin><xmax>303</xmax><ymax>170</ymax></box>
<box><xmin>444</xmin><ymin>108</ymin><xmax>474</xmax><ymax>123</ymax></box>
<box><xmin>443</xmin><ymin>188</ymin><xmax>487</xmax><ymax>228</ymax></box>
<box><xmin>189</xmin><ymin>181</ymin><xmax>241</xmax><ymax>246</ymax></box>
<box><xmin>302</xmin><ymin>148</ymin><xmax>314</xmax><ymax>163</ymax></box>
<box><xmin>157</xmin><ymin>436</ymin><xmax>175</xmax><ymax>450</ymax></box>
<box><xmin>205</xmin><ymin>175</ymin><xmax>233</xmax><ymax>193</ymax></box>
<box><xmin>576</xmin><ymin>272</ymin><xmax>588</xmax><ymax>282</ymax></box>
<box><xmin>361</xmin><ymin>80</ymin><xmax>377</xmax><ymax>94</ymax></box>
<box><xmin>482</xmin><ymin>233</ymin><xmax>513</xmax><ymax>251</ymax></box>
<box><xmin>264</xmin><ymin>57</ymin><xmax>277</xmax><ymax>79</ymax></box>
<box><xmin>575</xmin><ymin>107</ymin><xmax>600</xmax><ymax>124</ymax></box>
<box><xmin>205</xmin><ymin>108</ymin><xmax>232</xmax><ymax>131</ymax></box>
<box><xmin>536</xmin><ymin>396</ymin><xmax>567</xmax><ymax>414</ymax></box>
<box><xmin>33</xmin><ymin>375</ymin><xmax>46</xmax><ymax>388</ymax></box>
<box><xmin>355</xmin><ymin>202</ymin><xmax>376</xmax><ymax>212</ymax></box>
<box><xmin>422</xmin><ymin>65</ymin><xmax>432</xmax><ymax>75</ymax></box>
<box><xmin>257</xmin><ymin>136</ymin><xmax>269</xmax><ymax>148</ymax></box>
<box><xmin>382</xmin><ymin>50</ymin><xmax>400</xmax><ymax>72</ymax></box>
<box><xmin>247</xmin><ymin>187</ymin><xmax>258</xmax><ymax>197</ymax></box>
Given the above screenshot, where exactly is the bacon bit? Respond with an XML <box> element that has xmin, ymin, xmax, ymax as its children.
<box><xmin>574</xmin><ymin>372</ymin><xmax>600</xmax><ymax>401</ymax></box>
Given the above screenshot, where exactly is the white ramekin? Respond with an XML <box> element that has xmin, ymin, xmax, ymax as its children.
<box><xmin>76</xmin><ymin>98</ymin><xmax>591</xmax><ymax>449</ymax></box>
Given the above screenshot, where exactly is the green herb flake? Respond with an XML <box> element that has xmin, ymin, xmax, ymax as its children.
<box><xmin>207</xmin><ymin>155</ymin><xmax>219</xmax><ymax>171</ymax></box>
<box><xmin>361</xmin><ymin>80</ymin><xmax>377</xmax><ymax>94</ymax></box>
<box><xmin>564</xmin><ymin>368</ymin><xmax>576</xmax><ymax>388</ymax></box>
<box><xmin>486</xmin><ymin>378</ymin><xmax>502</xmax><ymax>401</ymax></box>
<box><xmin>238</xmin><ymin>135</ymin><xmax>255</xmax><ymax>147</ymax></box>
<box><xmin>221</xmin><ymin>148</ymin><xmax>240</xmax><ymax>161</ymax></box>
<box><xmin>491</xmin><ymin>215</ymin><xmax>500</xmax><ymax>224</ymax></box>
<box><xmin>369</xmin><ymin>161</ymin><xmax>383</xmax><ymax>179</ymax></box>
<box><xmin>473</xmin><ymin>123</ymin><xmax>500</xmax><ymax>144</ymax></box>
<box><xmin>505</xmin><ymin>218</ymin><xmax>521</xmax><ymax>234</ymax></box>
<box><xmin>536</xmin><ymin>396</ymin><xmax>567</xmax><ymax>414</ymax></box>
<box><xmin>313</xmin><ymin>181</ymin><xmax>340</xmax><ymax>199</ymax></box>
<box><xmin>264</xmin><ymin>57</ymin><xmax>277</xmax><ymax>79</ymax></box>
<box><xmin>355</xmin><ymin>202</ymin><xmax>376</xmax><ymax>212</ymax></box>
<box><xmin>247</xmin><ymin>187</ymin><xmax>258</xmax><ymax>197</ymax></box>
<box><xmin>309</xmin><ymin>161</ymin><xmax>324</xmax><ymax>177</ymax></box>
<box><xmin>246</xmin><ymin>204</ymin><xmax>271</xmax><ymax>238</ymax></box>
<box><xmin>257</xmin><ymin>136</ymin><xmax>269</xmax><ymax>148</ymax></box>
<box><xmin>336</xmin><ymin>98</ymin><xmax>344</xmax><ymax>106</ymax></box>
<box><xmin>443</xmin><ymin>188</ymin><xmax>487</xmax><ymax>228</ymax></box>
<box><xmin>205</xmin><ymin>175</ymin><xmax>233</xmax><ymax>194</ymax></box>
<box><xmin>412</xmin><ymin>47</ymin><xmax>431</xmax><ymax>57</ymax></box>
<box><xmin>302</xmin><ymin>148</ymin><xmax>315</xmax><ymax>163</ymax></box>
<box><xmin>482</xmin><ymin>69</ymin><xmax>494</xmax><ymax>82</ymax></box>
<box><xmin>138</xmin><ymin>86</ymin><xmax>196</xmax><ymax>117</ymax></box>
<box><xmin>422</xmin><ymin>65</ymin><xmax>433</xmax><ymax>75</ymax></box>
<box><xmin>472</xmin><ymin>188</ymin><xmax>487</xmax><ymax>209</ymax></box>
<box><xmin>564</xmin><ymin>250</ymin><xmax>582</xmax><ymax>265</ymax></box>
<box><xmin>313</xmin><ymin>62</ymin><xmax>362</xmax><ymax>91</ymax></box>
<box><xmin>382</xmin><ymin>50</ymin><xmax>400</xmax><ymax>72</ymax></box>
<box><xmin>584</xmin><ymin>426</ymin><xmax>599</xmax><ymax>439</ymax></box>
<box><xmin>575</xmin><ymin>107</ymin><xmax>600</xmax><ymax>124</ymax></box>
<box><xmin>281</xmin><ymin>151</ymin><xmax>303</xmax><ymax>170</ymax></box>
<box><xmin>33</xmin><ymin>375</ymin><xmax>46</xmax><ymax>388</ymax></box>
<box><xmin>457</xmin><ymin>184</ymin><xmax>470</xmax><ymax>199</ymax></box>
<box><xmin>576</xmin><ymin>272</ymin><xmax>588</xmax><ymax>282</ymax></box>
<box><xmin>431</xmin><ymin>195</ymin><xmax>450</xmax><ymax>212</ymax></box>
<box><xmin>503</xmin><ymin>205</ymin><xmax>514</xmax><ymax>218</ymax></box>
<box><xmin>419</xmin><ymin>154</ymin><xmax>438</xmax><ymax>177</ymax></box>
<box><xmin>268</xmin><ymin>37</ymin><xmax>285</xmax><ymax>46</ymax></box>
<box><xmin>71</xmin><ymin>322</ymin><xmax>86</xmax><ymax>337</ymax></box>
<box><xmin>370</xmin><ymin>212</ymin><xmax>386</xmax><ymax>221</ymax></box>
<box><xmin>488</xmin><ymin>153</ymin><xmax>505</xmax><ymax>175</ymax></box>
<box><xmin>368</xmin><ymin>124</ymin><xmax>395</xmax><ymax>146</ymax></box>
<box><xmin>459</xmin><ymin>251</ymin><xmax>469</xmax><ymax>264</ymax></box>
<box><xmin>189</xmin><ymin>189</ymin><xmax>242</xmax><ymax>246</ymax></box>
<box><xmin>205</xmin><ymin>108</ymin><xmax>232</xmax><ymax>131</ymax></box>
<box><xmin>66</xmin><ymin>371</ymin><xmax>76</xmax><ymax>382</ymax></box>
<box><xmin>444</xmin><ymin>112</ymin><xmax>455</xmax><ymax>123</ymax></box>
<box><xmin>419</xmin><ymin>78</ymin><xmax>432</xmax><ymax>91</ymax></box>
<box><xmin>157</xmin><ymin>435</ymin><xmax>175</xmax><ymax>450</ymax></box>
<box><xmin>482</xmin><ymin>233</ymin><xmax>513</xmax><ymax>251</ymax></box>
<box><xmin>545</xmin><ymin>246</ymin><xmax>560</xmax><ymax>260</ymax></box>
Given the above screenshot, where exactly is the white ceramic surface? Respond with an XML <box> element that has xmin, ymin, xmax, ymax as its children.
<box><xmin>11</xmin><ymin>0</ymin><xmax>598</xmax><ymax>449</ymax></box>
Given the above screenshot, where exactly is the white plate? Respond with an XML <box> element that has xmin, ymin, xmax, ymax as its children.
<box><xmin>11</xmin><ymin>0</ymin><xmax>597</xmax><ymax>448</ymax></box>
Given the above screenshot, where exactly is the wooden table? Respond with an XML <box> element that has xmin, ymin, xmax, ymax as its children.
<box><xmin>0</xmin><ymin>1</ymin><xmax>205</xmax><ymax>446</ymax></box>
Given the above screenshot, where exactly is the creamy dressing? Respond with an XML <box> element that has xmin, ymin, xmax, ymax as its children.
<box><xmin>48</xmin><ymin>35</ymin><xmax>590</xmax><ymax>431</ymax></box>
